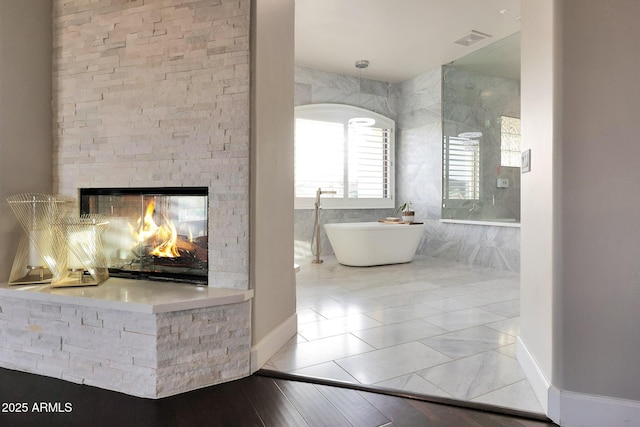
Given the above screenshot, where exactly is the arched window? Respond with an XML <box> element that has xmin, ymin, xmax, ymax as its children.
<box><xmin>294</xmin><ymin>104</ymin><xmax>395</xmax><ymax>209</ymax></box>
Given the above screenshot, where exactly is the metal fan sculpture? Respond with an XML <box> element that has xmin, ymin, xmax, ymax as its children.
<box><xmin>6</xmin><ymin>193</ymin><xmax>74</xmax><ymax>285</ymax></box>
<box><xmin>50</xmin><ymin>214</ymin><xmax>110</xmax><ymax>287</ymax></box>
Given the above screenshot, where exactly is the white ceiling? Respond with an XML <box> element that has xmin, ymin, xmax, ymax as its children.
<box><xmin>295</xmin><ymin>0</ymin><xmax>522</xmax><ymax>83</ymax></box>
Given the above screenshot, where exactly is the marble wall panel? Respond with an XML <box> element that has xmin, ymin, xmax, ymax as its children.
<box><xmin>394</xmin><ymin>68</ymin><xmax>443</xmax><ymax>224</ymax></box>
<box><xmin>294</xmin><ymin>66</ymin><xmax>395</xmax><ymax>118</ymax></box>
<box><xmin>396</xmin><ymin>67</ymin><xmax>520</xmax><ymax>272</ymax></box>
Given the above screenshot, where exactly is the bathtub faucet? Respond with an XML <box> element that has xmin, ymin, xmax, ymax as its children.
<box><xmin>315</xmin><ymin>188</ymin><xmax>337</xmax><ymax>208</ymax></box>
<box><xmin>312</xmin><ymin>188</ymin><xmax>336</xmax><ymax>264</ymax></box>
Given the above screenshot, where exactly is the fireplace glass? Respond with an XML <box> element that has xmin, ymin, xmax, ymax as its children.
<box><xmin>80</xmin><ymin>188</ymin><xmax>208</xmax><ymax>285</ymax></box>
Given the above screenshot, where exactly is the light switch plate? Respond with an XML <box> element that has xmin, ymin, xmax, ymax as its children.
<box><xmin>497</xmin><ymin>178</ymin><xmax>509</xmax><ymax>188</ymax></box>
<box><xmin>522</xmin><ymin>149</ymin><xmax>531</xmax><ymax>173</ymax></box>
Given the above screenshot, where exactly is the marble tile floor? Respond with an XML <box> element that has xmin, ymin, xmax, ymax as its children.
<box><xmin>265</xmin><ymin>255</ymin><xmax>544</xmax><ymax>415</ymax></box>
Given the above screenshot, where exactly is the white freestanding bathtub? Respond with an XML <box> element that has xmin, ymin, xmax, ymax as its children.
<box><xmin>324</xmin><ymin>222</ymin><xmax>425</xmax><ymax>267</ymax></box>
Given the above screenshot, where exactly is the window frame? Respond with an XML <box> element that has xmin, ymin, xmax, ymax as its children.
<box><xmin>294</xmin><ymin>103</ymin><xmax>395</xmax><ymax>210</ymax></box>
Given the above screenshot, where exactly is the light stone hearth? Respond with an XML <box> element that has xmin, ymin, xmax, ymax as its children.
<box><xmin>0</xmin><ymin>280</ymin><xmax>253</xmax><ymax>398</ymax></box>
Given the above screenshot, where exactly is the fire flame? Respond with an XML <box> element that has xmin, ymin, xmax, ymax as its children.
<box><xmin>129</xmin><ymin>199</ymin><xmax>180</xmax><ymax>258</ymax></box>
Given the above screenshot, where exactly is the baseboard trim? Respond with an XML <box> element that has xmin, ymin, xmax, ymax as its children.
<box><xmin>250</xmin><ymin>313</ymin><xmax>297</xmax><ymax>373</ymax></box>
<box><xmin>516</xmin><ymin>336</ymin><xmax>550</xmax><ymax>413</ymax></box>
<box><xmin>555</xmin><ymin>389</ymin><xmax>640</xmax><ymax>427</ymax></box>
<box><xmin>517</xmin><ymin>337</ymin><xmax>640</xmax><ymax>426</ymax></box>
<box><xmin>547</xmin><ymin>384</ymin><xmax>561</xmax><ymax>423</ymax></box>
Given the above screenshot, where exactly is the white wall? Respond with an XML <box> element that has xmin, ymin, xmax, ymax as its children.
<box><xmin>521</xmin><ymin>1</ymin><xmax>640</xmax><ymax>424</ymax></box>
<box><xmin>0</xmin><ymin>1</ymin><xmax>53</xmax><ymax>280</ymax></box>
<box><xmin>558</xmin><ymin>0</ymin><xmax>640</xmax><ymax>401</ymax></box>
<box><xmin>250</xmin><ymin>0</ymin><xmax>297</xmax><ymax>366</ymax></box>
<box><xmin>519</xmin><ymin>0</ymin><xmax>557</xmax><ymax>410</ymax></box>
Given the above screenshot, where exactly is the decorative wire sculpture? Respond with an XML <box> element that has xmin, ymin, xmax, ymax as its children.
<box><xmin>50</xmin><ymin>214</ymin><xmax>110</xmax><ymax>287</ymax></box>
<box><xmin>7</xmin><ymin>194</ymin><xmax>75</xmax><ymax>285</ymax></box>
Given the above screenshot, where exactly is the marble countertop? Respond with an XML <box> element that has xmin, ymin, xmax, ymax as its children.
<box><xmin>0</xmin><ymin>278</ymin><xmax>253</xmax><ymax>313</ymax></box>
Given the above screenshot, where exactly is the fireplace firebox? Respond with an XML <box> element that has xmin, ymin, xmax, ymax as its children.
<box><xmin>80</xmin><ymin>188</ymin><xmax>208</xmax><ymax>285</ymax></box>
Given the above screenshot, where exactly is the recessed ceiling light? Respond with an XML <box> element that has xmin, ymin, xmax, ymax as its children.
<box><xmin>499</xmin><ymin>9</ymin><xmax>509</xmax><ymax>15</ymax></box>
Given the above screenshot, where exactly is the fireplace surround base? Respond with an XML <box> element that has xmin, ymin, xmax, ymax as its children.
<box><xmin>0</xmin><ymin>279</ymin><xmax>253</xmax><ymax>398</ymax></box>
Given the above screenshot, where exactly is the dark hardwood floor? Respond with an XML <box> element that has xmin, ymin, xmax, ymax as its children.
<box><xmin>0</xmin><ymin>367</ymin><xmax>557</xmax><ymax>426</ymax></box>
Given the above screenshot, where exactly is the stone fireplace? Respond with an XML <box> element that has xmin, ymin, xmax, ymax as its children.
<box><xmin>0</xmin><ymin>185</ymin><xmax>253</xmax><ymax>398</ymax></box>
<box><xmin>0</xmin><ymin>0</ymin><xmax>255</xmax><ymax>399</ymax></box>
<box><xmin>52</xmin><ymin>0</ymin><xmax>251</xmax><ymax>291</ymax></box>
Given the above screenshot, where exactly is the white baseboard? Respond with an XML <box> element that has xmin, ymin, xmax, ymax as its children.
<box><xmin>556</xmin><ymin>389</ymin><xmax>640</xmax><ymax>427</ymax></box>
<box><xmin>516</xmin><ymin>336</ymin><xmax>550</xmax><ymax>413</ymax></box>
<box><xmin>547</xmin><ymin>384</ymin><xmax>561</xmax><ymax>423</ymax></box>
<box><xmin>517</xmin><ymin>337</ymin><xmax>640</xmax><ymax>426</ymax></box>
<box><xmin>250</xmin><ymin>313</ymin><xmax>297</xmax><ymax>373</ymax></box>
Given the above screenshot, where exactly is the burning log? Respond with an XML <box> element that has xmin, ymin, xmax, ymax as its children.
<box><xmin>176</xmin><ymin>236</ymin><xmax>208</xmax><ymax>261</ymax></box>
<box><xmin>128</xmin><ymin>198</ymin><xmax>208</xmax><ymax>268</ymax></box>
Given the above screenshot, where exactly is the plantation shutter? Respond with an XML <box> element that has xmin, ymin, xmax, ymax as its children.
<box><xmin>443</xmin><ymin>136</ymin><xmax>480</xmax><ymax>200</ymax></box>
<box><xmin>347</xmin><ymin>125</ymin><xmax>391</xmax><ymax>199</ymax></box>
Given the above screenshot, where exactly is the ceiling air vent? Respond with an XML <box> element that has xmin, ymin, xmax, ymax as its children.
<box><xmin>454</xmin><ymin>30</ymin><xmax>492</xmax><ymax>47</ymax></box>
